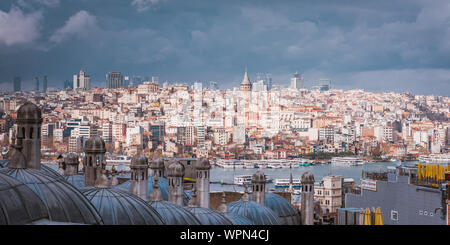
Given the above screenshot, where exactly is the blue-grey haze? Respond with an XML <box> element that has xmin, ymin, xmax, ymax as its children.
<box><xmin>0</xmin><ymin>0</ymin><xmax>449</xmax><ymax>95</ymax></box>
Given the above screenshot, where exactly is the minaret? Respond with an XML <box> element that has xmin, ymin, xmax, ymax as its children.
<box><xmin>16</xmin><ymin>101</ymin><xmax>42</xmax><ymax>170</ymax></box>
<box><xmin>64</xmin><ymin>153</ymin><xmax>79</xmax><ymax>175</ymax></box>
<box><xmin>252</xmin><ymin>170</ymin><xmax>266</xmax><ymax>205</ymax></box>
<box><xmin>150</xmin><ymin>158</ymin><xmax>165</xmax><ymax>178</ymax></box>
<box><xmin>195</xmin><ymin>158</ymin><xmax>211</xmax><ymax>208</ymax></box>
<box><xmin>167</xmin><ymin>159</ymin><xmax>185</xmax><ymax>206</ymax></box>
<box><xmin>301</xmin><ymin>172</ymin><xmax>315</xmax><ymax>225</ymax></box>
<box><xmin>83</xmin><ymin>135</ymin><xmax>106</xmax><ymax>186</ymax></box>
<box><xmin>130</xmin><ymin>154</ymin><xmax>149</xmax><ymax>200</ymax></box>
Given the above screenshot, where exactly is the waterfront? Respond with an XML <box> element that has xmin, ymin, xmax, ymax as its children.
<box><xmin>210</xmin><ymin>161</ymin><xmax>418</xmax><ymax>188</ymax></box>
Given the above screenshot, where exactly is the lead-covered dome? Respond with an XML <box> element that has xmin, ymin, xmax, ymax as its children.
<box><xmin>249</xmin><ymin>192</ymin><xmax>300</xmax><ymax>225</ymax></box>
<box><xmin>150</xmin><ymin>159</ymin><xmax>165</xmax><ymax>170</ymax></box>
<box><xmin>81</xmin><ymin>187</ymin><xmax>165</xmax><ymax>225</ymax></box>
<box><xmin>225</xmin><ymin>212</ymin><xmax>254</xmax><ymax>225</ymax></box>
<box><xmin>252</xmin><ymin>170</ymin><xmax>266</xmax><ymax>183</ymax></box>
<box><xmin>227</xmin><ymin>200</ymin><xmax>282</xmax><ymax>225</ymax></box>
<box><xmin>65</xmin><ymin>153</ymin><xmax>79</xmax><ymax>165</ymax></box>
<box><xmin>183</xmin><ymin>206</ymin><xmax>233</xmax><ymax>225</ymax></box>
<box><xmin>16</xmin><ymin>101</ymin><xmax>42</xmax><ymax>123</ymax></box>
<box><xmin>84</xmin><ymin>135</ymin><xmax>106</xmax><ymax>153</ymax></box>
<box><xmin>0</xmin><ymin>168</ymin><xmax>103</xmax><ymax>224</ymax></box>
<box><xmin>195</xmin><ymin>158</ymin><xmax>211</xmax><ymax>170</ymax></box>
<box><xmin>148</xmin><ymin>201</ymin><xmax>201</xmax><ymax>225</ymax></box>
<box><xmin>64</xmin><ymin>174</ymin><xmax>85</xmax><ymax>189</ymax></box>
<box><xmin>131</xmin><ymin>154</ymin><xmax>148</xmax><ymax>168</ymax></box>
<box><xmin>0</xmin><ymin>172</ymin><xmax>48</xmax><ymax>225</ymax></box>
<box><xmin>0</xmin><ymin>160</ymin><xmax>64</xmax><ymax>180</ymax></box>
<box><xmin>301</xmin><ymin>172</ymin><xmax>314</xmax><ymax>183</ymax></box>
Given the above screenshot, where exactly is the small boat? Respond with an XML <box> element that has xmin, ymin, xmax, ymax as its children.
<box><xmin>267</xmin><ymin>163</ymin><xmax>282</xmax><ymax>169</ymax></box>
<box><xmin>274</xmin><ymin>178</ymin><xmax>301</xmax><ymax>188</ymax></box>
<box><xmin>298</xmin><ymin>162</ymin><xmax>311</xmax><ymax>167</ymax></box>
<box><xmin>234</xmin><ymin>175</ymin><xmax>252</xmax><ymax>185</ymax></box>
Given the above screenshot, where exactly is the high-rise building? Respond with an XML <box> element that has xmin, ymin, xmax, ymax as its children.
<box><xmin>290</xmin><ymin>72</ymin><xmax>304</xmax><ymax>89</ymax></box>
<box><xmin>108</xmin><ymin>72</ymin><xmax>123</xmax><ymax>89</ymax></box>
<box><xmin>73</xmin><ymin>69</ymin><xmax>91</xmax><ymax>90</ymax></box>
<box><xmin>13</xmin><ymin>77</ymin><xmax>21</xmax><ymax>92</ymax></box>
<box><xmin>42</xmin><ymin>75</ymin><xmax>48</xmax><ymax>92</ymax></box>
<box><xmin>35</xmin><ymin>77</ymin><xmax>39</xmax><ymax>91</ymax></box>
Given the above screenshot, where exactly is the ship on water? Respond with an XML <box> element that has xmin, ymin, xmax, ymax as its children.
<box><xmin>331</xmin><ymin>157</ymin><xmax>365</xmax><ymax>166</ymax></box>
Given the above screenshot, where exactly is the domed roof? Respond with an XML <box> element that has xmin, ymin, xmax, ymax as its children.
<box><xmin>227</xmin><ymin>200</ymin><xmax>282</xmax><ymax>225</ymax></box>
<box><xmin>195</xmin><ymin>158</ymin><xmax>211</xmax><ymax>170</ymax></box>
<box><xmin>81</xmin><ymin>187</ymin><xmax>165</xmax><ymax>225</ymax></box>
<box><xmin>183</xmin><ymin>206</ymin><xmax>233</xmax><ymax>225</ymax></box>
<box><xmin>225</xmin><ymin>212</ymin><xmax>254</xmax><ymax>225</ymax></box>
<box><xmin>16</xmin><ymin>101</ymin><xmax>42</xmax><ymax>123</ymax></box>
<box><xmin>0</xmin><ymin>168</ymin><xmax>103</xmax><ymax>224</ymax></box>
<box><xmin>0</xmin><ymin>172</ymin><xmax>48</xmax><ymax>225</ymax></box>
<box><xmin>147</xmin><ymin>201</ymin><xmax>201</xmax><ymax>225</ymax></box>
<box><xmin>131</xmin><ymin>154</ymin><xmax>148</xmax><ymax>168</ymax></box>
<box><xmin>252</xmin><ymin>170</ymin><xmax>266</xmax><ymax>183</ymax></box>
<box><xmin>301</xmin><ymin>172</ymin><xmax>314</xmax><ymax>183</ymax></box>
<box><xmin>84</xmin><ymin>135</ymin><xmax>106</xmax><ymax>153</ymax></box>
<box><xmin>0</xmin><ymin>160</ymin><xmax>64</xmax><ymax>180</ymax></box>
<box><xmin>114</xmin><ymin>177</ymin><xmax>191</xmax><ymax>205</ymax></box>
<box><xmin>149</xmin><ymin>159</ymin><xmax>165</xmax><ymax>169</ymax></box>
<box><xmin>168</xmin><ymin>159</ymin><xmax>185</xmax><ymax>177</ymax></box>
<box><xmin>249</xmin><ymin>192</ymin><xmax>300</xmax><ymax>225</ymax></box>
<box><xmin>65</xmin><ymin>153</ymin><xmax>79</xmax><ymax>165</ymax></box>
<box><xmin>64</xmin><ymin>174</ymin><xmax>85</xmax><ymax>189</ymax></box>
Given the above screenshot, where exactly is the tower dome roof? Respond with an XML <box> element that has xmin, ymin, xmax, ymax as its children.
<box><xmin>227</xmin><ymin>200</ymin><xmax>282</xmax><ymax>225</ymax></box>
<box><xmin>81</xmin><ymin>187</ymin><xmax>165</xmax><ymax>225</ymax></box>
<box><xmin>168</xmin><ymin>159</ymin><xmax>185</xmax><ymax>177</ymax></box>
<box><xmin>84</xmin><ymin>135</ymin><xmax>106</xmax><ymax>153</ymax></box>
<box><xmin>0</xmin><ymin>168</ymin><xmax>103</xmax><ymax>224</ymax></box>
<box><xmin>301</xmin><ymin>172</ymin><xmax>314</xmax><ymax>183</ymax></box>
<box><xmin>195</xmin><ymin>158</ymin><xmax>211</xmax><ymax>170</ymax></box>
<box><xmin>131</xmin><ymin>154</ymin><xmax>148</xmax><ymax>168</ymax></box>
<box><xmin>64</xmin><ymin>174</ymin><xmax>85</xmax><ymax>189</ymax></box>
<box><xmin>16</xmin><ymin>101</ymin><xmax>42</xmax><ymax>123</ymax></box>
<box><xmin>149</xmin><ymin>159</ymin><xmax>165</xmax><ymax>170</ymax></box>
<box><xmin>183</xmin><ymin>206</ymin><xmax>233</xmax><ymax>225</ymax></box>
<box><xmin>0</xmin><ymin>172</ymin><xmax>48</xmax><ymax>225</ymax></box>
<box><xmin>0</xmin><ymin>160</ymin><xmax>64</xmax><ymax>180</ymax></box>
<box><xmin>241</xmin><ymin>68</ymin><xmax>251</xmax><ymax>85</ymax></box>
<box><xmin>65</xmin><ymin>153</ymin><xmax>79</xmax><ymax>165</ymax></box>
<box><xmin>252</xmin><ymin>170</ymin><xmax>266</xmax><ymax>183</ymax></box>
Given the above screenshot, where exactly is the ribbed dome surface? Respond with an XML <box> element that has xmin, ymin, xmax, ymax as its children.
<box><xmin>227</xmin><ymin>200</ymin><xmax>282</xmax><ymax>225</ymax></box>
<box><xmin>249</xmin><ymin>192</ymin><xmax>300</xmax><ymax>225</ymax></box>
<box><xmin>84</xmin><ymin>136</ymin><xmax>106</xmax><ymax>153</ymax></box>
<box><xmin>0</xmin><ymin>172</ymin><xmax>48</xmax><ymax>225</ymax></box>
<box><xmin>64</xmin><ymin>174</ymin><xmax>85</xmax><ymax>189</ymax></box>
<box><xmin>147</xmin><ymin>200</ymin><xmax>201</xmax><ymax>225</ymax></box>
<box><xmin>0</xmin><ymin>168</ymin><xmax>103</xmax><ymax>224</ymax></box>
<box><xmin>81</xmin><ymin>187</ymin><xmax>165</xmax><ymax>225</ymax></box>
<box><xmin>17</xmin><ymin>102</ymin><xmax>42</xmax><ymax>122</ymax></box>
<box><xmin>225</xmin><ymin>212</ymin><xmax>254</xmax><ymax>225</ymax></box>
<box><xmin>183</xmin><ymin>206</ymin><xmax>233</xmax><ymax>225</ymax></box>
<box><xmin>0</xmin><ymin>160</ymin><xmax>64</xmax><ymax>180</ymax></box>
<box><xmin>114</xmin><ymin>177</ymin><xmax>191</xmax><ymax>205</ymax></box>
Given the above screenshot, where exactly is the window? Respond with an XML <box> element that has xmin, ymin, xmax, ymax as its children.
<box><xmin>391</xmin><ymin>210</ymin><xmax>398</xmax><ymax>221</ymax></box>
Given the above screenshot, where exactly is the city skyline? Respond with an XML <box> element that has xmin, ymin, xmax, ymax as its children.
<box><xmin>1</xmin><ymin>0</ymin><xmax>450</xmax><ymax>96</ymax></box>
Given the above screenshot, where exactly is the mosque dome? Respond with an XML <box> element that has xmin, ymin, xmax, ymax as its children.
<box><xmin>84</xmin><ymin>135</ymin><xmax>106</xmax><ymax>153</ymax></box>
<box><xmin>183</xmin><ymin>206</ymin><xmax>233</xmax><ymax>225</ymax></box>
<box><xmin>195</xmin><ymin>158</ymin><xmax>211</xmax><ymax>170</ymax></box>
<box><xmin>0</xmin><ymin>168</ymin><xmax>103</xmax><ymax>224</ymax></box>
<box><xmin>0</xmin><ymin>159</ymin><xmax>64</xmax><ymax>180</ymax></box>
<box><xmin>227</xmin><ymin>200</ymin><xmax>282</xmax><ymax>225</ymax></box>
<box><xmin>65</xmin><ymin>153</ymin><xmax>79</xmax><ymax>165</ymax></box>
<box><xmin>301</xmin><ymin>172</ymin><xmax>315</xmax><ymax>183</ymax></box>
<box><xmin>252</xmin><ymin>170</ymin><xmax>266</xmax><ymax>183</ymax></box>
<box><xmin>16</xmin><ymin>101</ymin><xmax>42</xmax><ymax>123</ymax></box>
<box><xmin>114</xmin><ymin>177</ymin><xmax>192</xmax><ymax>205</ymax></box>
<box><xmin>225</xmin><ymin>212</ymin><xmax>254</xmax><ymax>225</ymax></box>
<box><xmin>64</xmin><ymin>174</ymin><xmax>85</xmax><ymax>189</ymax></box>
<box><xmin>168</xmin><ymin>159</ymin><xmax>185</xmax><ymax>177</ymax></box>
<box><xmin>150</xmin><ymin>159</ymin><xmax>165</xmax><ymax>169</ymax></box>
<box><xmin>0</xmin><ymin>172</ymin><xmax>48</xmax><ymax>225</ymax></box>
<box><xmin>81</xmin><ymin>187</ymin><xmax>165</xmax><ymax>225</ymax></box>
<box><xmin>147</xmin><ymin>200</ymin><xmax>201</xmax><ymax>225</ymax></box>
<box><xmin>249</xmin><ymin>192</ymin><xmax>300</xmax><ymax>225</ymax></box>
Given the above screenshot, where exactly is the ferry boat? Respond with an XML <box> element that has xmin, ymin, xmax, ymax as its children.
<box><xmin>418</xmin><ymin>154</ymin><xmax>450</xmax><ymax>164</ymax></box>
<box><xmin>243</xmin><ymin>162</ymin><xmax>258</xmax><ymax>169</ymax></box>
<box><xmin>267</xmin><ymin>163</ymin><xmax>282</xmax><ymax>169</ymax></box>
<box><xmin>234</xmin><ymin>175</ymin><xmax>252</xmax><ymax>185</ymax></box>
<box><xmin>216</xmin><ymin>159</ymin><xmax>244</xmax><ymax>169</ymax></box>
<box><xmin>331</xmin><ymin>157</ymin><xmax>364</xmax><ymax>166</ymax></box>
<box><xmin>274</xmin><ymin>178</ymin><xmax>301</xmax><ymax>188</ymax></box>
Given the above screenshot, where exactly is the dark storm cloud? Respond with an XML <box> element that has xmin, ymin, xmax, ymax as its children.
<box><xmin>0</xmin><ymin>0</ymin><xmax>449</xmax><ymax>95</ymax></box>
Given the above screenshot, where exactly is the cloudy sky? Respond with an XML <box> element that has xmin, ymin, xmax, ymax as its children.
<box><xmin>0</xmin><ymin>0</ymin><xmax>449</xmax><ymax>95</ymax></box>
